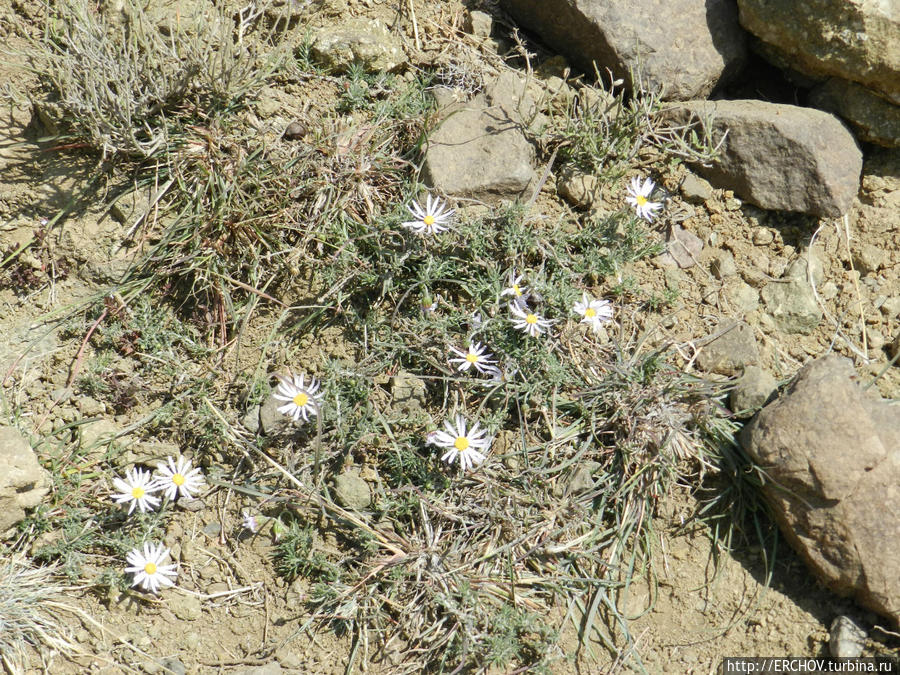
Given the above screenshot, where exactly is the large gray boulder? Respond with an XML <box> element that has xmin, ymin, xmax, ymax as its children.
<box><xmin>665</xmin><ymin>100</ymin><xmax>862</xmax><ymax>217</ymax></box>
<box><xmin>741</xmin><ymin>356</ymin><xmax>900</xmax><ymax>628</ymax></box>
<box><xmin>737</xmin><ymin>0</ymin><xmax>900</xmax><ymax>105</ymax></box>
<box><xmin>809</xmin><ymin>79</ymin><xmax>900</xmax><ymax>149</ymax></box>
<box><xmin>0</xmin><ymin>427</ymin><xmax>51</xmax><ymax>535</ymax></box>
<box><xmin>498</xmin><ymin>0</ymin><xmax>746</xmax><ymax>100</ymax></box>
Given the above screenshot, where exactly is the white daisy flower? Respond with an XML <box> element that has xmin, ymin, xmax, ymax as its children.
<box><xmin>125</xmin><ymin>542</ymin><xmax>178</xmax><ymax>594</ymax></box>
<box><xmin>242</xmin><ymin>510</ymin><xmax>258</xmax><ymax>533</ymax></box>
<box><xmin>401</xmin><ymin>194</ymin><xmax>454</xmax><ymax>236</ymax></box>
<box><xmin>112</xmin><ymin>467</ymin><xmax>161</xmax><ymax>515</ymax></box>
<box><xmin>500</xmin><ymin>271</ymin><xmax>530</xmax><ymax>307</ymax></box>
<box><xmin>448</xmin><ymin>342</ymin><xmax>499</xmax><ymax>375</ymax></box>
<box><xmin>625</xmin><ymin>176</ymin><xmax>663</xmax><ymax>222</ymax></box>
<box><xmin>155</xmin><ymin>455</ymin><xmax>205</xmax><ymax>501</ymax></box>
<box><xmin>427</xmin><ymin>415</ymin><xmax>492</xmax><ymax>472</ymax></box>
<box><xmin>573</xmin><ymin>292</ymin><xmax>614</xmax><ymax>333</ymax></box>
<box><xmin>273</xmin><ymin>373</ymin><xmax>322</xmax><ymax>423</ymax></box>
<box><xmin>509</xmin><ymin>303</ymin><xmax>555</xmax><ymax>338</ymax></box>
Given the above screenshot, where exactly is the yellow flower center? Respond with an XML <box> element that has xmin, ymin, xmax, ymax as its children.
<box><xmin>173</xmin><ymin>473</ymin><xmax>185</xmax><ymax>486</ymax></box>
<box><xmin>423</xmin><ymin>215</ymin><xmax>435</xmax><ymax>226</ymax></box>
<box><xmin>132</xmin><ymin>486</ymin><xmax>145</xmax><ymax>499</ymax></box>
<box><xmin>466</xmin><ymin>353</ymin><xmax>479</xmax><ymax>363</ymax></box>
<box><xmin>525</xmin><ymin>314</ymin><xmax>538</xmax><ymax>324</ymax></box>
<box><xmin>454</xmin><ymin>436</ymin><xmax>469</xmax><ymax>451</ymax></box>
<box><xmin>512</xmin><ymin>284</ymin><xmax>521</xmax><ymax>296</ymax></box>
<box><xmin>293</xmin><ymin>392</ymin><xmax>309</xmax><ymax>407</ymax></box>
<box><xmin>144</xmin><ymin>562</ymin><xmax>157</xmax><ymax>575</ymax></box>
<box><xmin>636</xmin><ymin>195</ymin><xmax>648</xmax><ymax>206</ymax></box>
<box><xmin>585</xmin><ymin>307</ymin><xmax>596</xmax><ymax>318</ymax></box>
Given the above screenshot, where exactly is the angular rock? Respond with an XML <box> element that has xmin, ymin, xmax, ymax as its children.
<box><xmin>737</xmin><ymin>0</ymin><xmax>900</xmax><ymax>104</ymax></box>
<box><xmin>665</xmin><ymin>100</ymin><xmax>862</xmax><ymax>217</ymax></box>
<box><xmin>741</xmin><ymin>355</ymin><xmax>900</xmax><ymax>628</ymax></box>
<box><xmin>484</xmin><ymin>71</ymin><xmax>539</xmax><ymax>125</ymax></box>
<box><xmin>332</xmin><ymin>472</ymin><xmax>372</xmax><ymax>510</ymax></box>
<box><xmin>464</xmin><ymin>10</ymin><xmax>494</xmax><ymax>39</ymax></box>
<box><xmin>708</xmin><ymin>249</ymin><xmax>737</xmax><ymax>279</ymax></box>
<box><xmin>658</xmin><ymin>225</ymin><xmax>703</xmax><ymax>269</ymax></box>
<box><xmin>761</xmin><ymin>281</ymin><xmax>822</xmax><ymax>334</ymax></box>
<box><xmin>311</xmin><ymin>19</ymin><xmax>405</xmax><ymax>73</ymax></box>
<box><xmin>695</xmin><ymin>321</ymin><xmax>759</xmax><ymax>376</ymax></box>
<box><xmin>725</xmin><ymin>279</ymin><xmax>760</xmax><ymax>314</ymax></box>
<box><xmin>168</xmin><ymin>593</ymin><xmax>202</xmax><ymax>621</ymax></box>
<box><xmin>390</xmin><ymin>371</ymin><xmax>427</xmax><ymax>416</ymax></box>
<box><xmin>829</xmin><ymin>615</ymin><xmax>867</xmax><ymax>659</ymax></box>
<box><xmin>422</xmin><ymin>88</ymin><xmax>535</xmax><ymax>202</ymax></box>
<box><xmin>557</xmin><ymin>167</ymin><xmax>601</xmax><ymax>209</ymax></box>
<box><xmin>680</xmin><ymin>173</ymin><xmax>713</xmax><ymax>203</ymax></box>
<box><xmin>852</xmin><ymin>243</ymin><xmax>886</xmax><ymax>276</ymax></box>
<box><xmin>729</xmin><ymin>365</ymin><xmax>777</xmax><ymax>417</ymax></box>
<box><xmin>810</xmin><ymin>78</ymin><xmax>900</xmax><ymax>149</ymax></box>
<box><xmin>259</xmin><ymin>393</ymin><xmax>294</xmax><ymax>436</ymax></box>
<box><xmin>784</xmin><ymin>249</ymin><xmax>825</xmax><ymax>287</ymax></box>
<box><xmin>498</xmin><ymin>0</ymin><xmax>746</xmax><ymax>100</ymax></box>
<box><xmin>0</xmin><ymin>427</ymin><xmax>51</xmax><ymax>534</ymax></box>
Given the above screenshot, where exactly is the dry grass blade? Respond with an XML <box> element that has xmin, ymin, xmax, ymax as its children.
<box><xmin>0</xmin><ymin>556</ymin><xmax>80</xmax><ymax>671</ymax></box>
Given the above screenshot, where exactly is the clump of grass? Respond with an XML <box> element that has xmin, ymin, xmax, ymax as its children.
<box><xmin>29</xmin><ymin>0</ymin><xmax>287</xmax><ymax>159</ymax></box>
<box><xmin>0</xmin><ymin>556</ymin><xmax>77</xmax><ymax>671</ymax></box>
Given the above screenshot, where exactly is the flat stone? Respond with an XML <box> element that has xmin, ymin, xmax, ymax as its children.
<box><xmin>658</xmin><ymin>225</ymin><xmax>703</xmax><ymax>269</ymax></box>
<box><xmin>557</xmin><ymin>167</ymin><xmax>601</xmax><ymax>209</ymax></box>
<box><xmin>708</xmin><ymin>249</ymin><xmax>737</xmax><ymax>279</ymax></box>
<box><xmin>484</xmin><ymin>71</ymin><xmax>540</xmax><ymax>125</ymax></box>
<box><xmin>729</xmin><ymin>365</ymin><xmax>777</xmax><ymax>417</ymax></box>
<box><xmin>331</xmin><ymin>472</ymin><xmax>372</xmax><ymax>510</ymax></box>
<box><xmin>695</xmin><ymin>321</ymin><xmax>760</xmax><ymax>376</ymax></box>
<box><xmin>232</xmin><ymin>664</ymin><xmax>283</xmax><ymax>675</ymax></box>
<box><xmin>259</xmin><ymin>393</ymin><xmax>294</xmax><ymax>436</ymax></box>
<box><xmin>852</xmin><ymin>243</ymin><xmax>886</xmax><ymax>276</ymax></box>
<box><xmin>422</xmin><ymin>92</ymin><xmax>535</xmax><ymax>202</ymax></box>
<box><xmin>241</xmin><ymin>405</ymin><xmax>260</xmax><ymax>434</ymax></box>
<box><xmin>879</xmin><ymin>297</ymin><xmax>900</xmax><ymax>320</ymax></box>
<box><xmin>80</xmin><ymin>419</ymin><xmax>120</xmax><ymax>450</ymax></box>
<box><xmin>680</xmin><ymin>173</ymin><xmax>713</xmax><ymax>203</ymax></box>
<box><xmin>464</xmin><ymin>10</ymin><xmax>493</xmax><ymax>38</ymax></box>
<box><xmin>498</xmin><ymin>0</ymin><xmax>747</xmax><ymax>100</ymax></box>
<box><xmin>740</xmin><ymin>355</ymin><xmax>900</xmax><ymax>628</ymax></box>
<box><xmin>725</xmin><ymin>279</ymin><xmax>760</xmax><ymax>313</ymax></box>
<box><xmin>761</xmin><ymin>279</ymin><xmax>822</xmax><ymax>334</ymax></box>
<box><xmin>0</xmin><ymin>427</ymin><xmax>51</xmax><ymax>534</ymax></box>
<box><xmin>311</xmin><ymin>18</ymin><xmax>405</xmax><ymax>73</ymax></box>
<box><xmin>390</xmin><ymin>371</ymin><xmax>427</xmax><ymax>416</ymax></box>
<box><xmin>167</xmin><ymin>593</ymin><xmax>201</xmax><ymax>621</ymax></box>
<box><xmin>75</xmin><ymin>396</ymin><xmax>105</xmax><ymax>417</ymax></box>
<box><xmin>157</xmin><ymin>658</ymin><xmax>187</xmax><ymax>675</ymax></box>
<box><xmin>665</xmin><ymin>99</ymin><xmax>862</xmax><ymax>217</ymax></box>
<box><xmin>784</xmin><ymin>249</ymin><xmax>825</xmax><ymax>286</ymax></box>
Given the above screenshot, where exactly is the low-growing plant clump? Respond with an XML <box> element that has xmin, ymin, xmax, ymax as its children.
<box><xmin>0</xmin><ymin>0</ymin><xmax>781</xmax><ymax>672</ymax></box>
